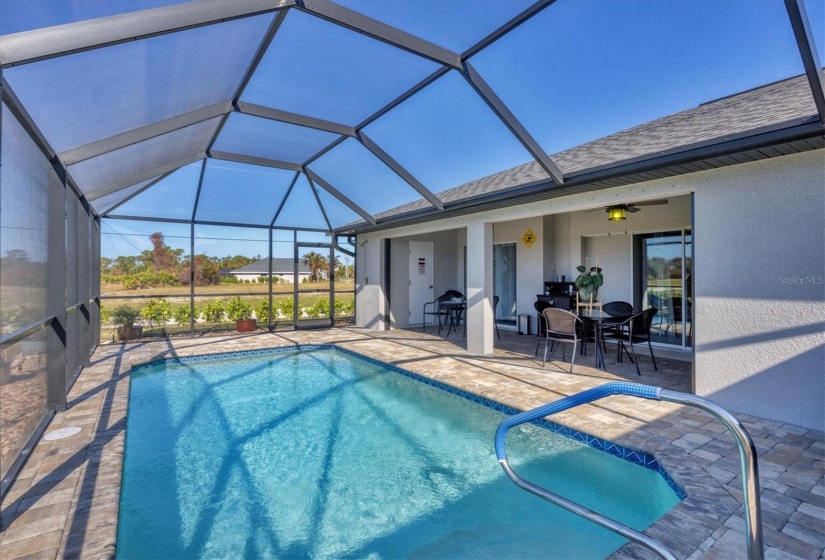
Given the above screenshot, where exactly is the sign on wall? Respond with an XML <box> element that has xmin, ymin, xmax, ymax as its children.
<box><xmin>521</xmin><ymin>229</ymin><xmax>536</xmax><ymax>248</ymax></box>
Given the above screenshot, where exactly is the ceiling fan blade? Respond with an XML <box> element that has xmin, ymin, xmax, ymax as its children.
<box><xmin>630</xmin><ymin>199</ymin><xmax>669</xmax><ymax>206</ymax></box>
<box><xmin>626</xmin><ymin>206</ymin><xmax>642</xmax><ymax>213</ymax></box>
<box><xmin>583</xmin><ymin>208</ymin><xmax>605</xmax><ymax>213</ymax></box>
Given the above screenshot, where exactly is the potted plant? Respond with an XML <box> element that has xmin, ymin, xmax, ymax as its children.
<box><xmin>227</xmin><ymin>296</ymin><xmax>256</xmax><ymax>332</ymax></box>
<box><xmin>112</xmin><ymin>305</ymin><xmax>143</xmax><ymax>341</ymax></box>
<box><xmin>575</xmin><ymin>265</ymin><xmax>604</xmax><ymax>302</ymax></box>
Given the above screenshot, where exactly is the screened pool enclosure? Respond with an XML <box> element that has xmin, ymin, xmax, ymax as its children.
<box><xmin>1</xmin><ymin>0</ymin><xmax>824</xmax><ymax>495</ymax></box>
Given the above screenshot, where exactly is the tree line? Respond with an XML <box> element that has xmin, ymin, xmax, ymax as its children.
<box><xmin>102</xmin><ymin>232</ymin><xmax>354</xmax><ymax>289</ymax></box>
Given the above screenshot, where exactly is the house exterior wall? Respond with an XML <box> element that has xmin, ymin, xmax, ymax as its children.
<box><xmin>355</xmin><ymin>150</ymin><xmax>825</xmax><ymax>429</ymax></box>
<box><xmin>492</xmin><ymin>217</ymin><xmax>544</xmax><ymax>325</ymax></box>
<box><xmin>388</xmin><ymin>230</ymin><xmax>459</xmax><ymax>328</ymax></box>
<box><xmin>693</xmin><ymin>151</ymin><xmax>824</xmax><ymax>431</ymax></box>
<box><xmin>231</xmin><ymin>272</ymin><xmax>310</xmax><ymax>283</ymax></box>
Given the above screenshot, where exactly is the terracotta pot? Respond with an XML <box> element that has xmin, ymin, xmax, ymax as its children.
<box><xmin>116</xmin><ymin>326</ymin><xmax>144</xmax><ymax>341</ymax></box>
<box><xmin>236</xmin><ymin>319</ymin><xmax>257</xmax><ymax>333</ymax></box>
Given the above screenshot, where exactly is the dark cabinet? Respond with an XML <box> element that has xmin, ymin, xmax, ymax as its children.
<box><xmin>536</xmin><ymin>294</ymin><xmax>576</xmax><ymax>311</ymax></box>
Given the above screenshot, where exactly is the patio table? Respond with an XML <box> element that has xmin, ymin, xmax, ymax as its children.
<box><xmin>578</xmin><ymin>309</ymin><xmax>632</xmax><ymax>370</ymax></box>
<box><xmin>441</xmin><ymin>301</ymin><xmax>467</xmax><ymax>337</ymax></box>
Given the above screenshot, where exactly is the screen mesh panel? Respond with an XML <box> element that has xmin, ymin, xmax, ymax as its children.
<box><xmin>5</xmin><ymin>14</ymin><xmax>273</xmax><ymax>152</ymax></box>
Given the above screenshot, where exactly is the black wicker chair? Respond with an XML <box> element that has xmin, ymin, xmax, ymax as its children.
<box><xmin>603</xmin><ymin>308</ymin><xmax>659</xmax><ymax>376</ymax></box>
<box><xmin>600</xmin><ymin>301</ymin><xmax>634</xmax><ymax>349</ymax></box>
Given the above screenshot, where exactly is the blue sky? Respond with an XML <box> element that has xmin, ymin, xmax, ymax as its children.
<box><xmin>7</xmin><ymin>1</ymin><xmax>822</xmax><ymax>259</ymax></box>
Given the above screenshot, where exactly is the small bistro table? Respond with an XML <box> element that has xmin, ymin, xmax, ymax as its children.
<box><xmin>440</xmin><ymin>300</ymin><xmax>467</xmax><ymax>337</ymax></box>
<box><xmin>577</xmin><ymin>309</ymin><xmax>632</xmax><ymax>370</ymax></box>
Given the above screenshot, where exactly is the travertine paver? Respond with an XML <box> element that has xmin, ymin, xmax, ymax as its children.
<box><xmin>0</xmin><ymin>327</ymin><xmax>822</xmax><ymax>559</ymax></box>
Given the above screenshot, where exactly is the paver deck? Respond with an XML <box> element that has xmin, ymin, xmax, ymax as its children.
<box><xmin>1</xmin><ymin>327</ymin><xmax>822</xmax><ymax>559</ymax></box>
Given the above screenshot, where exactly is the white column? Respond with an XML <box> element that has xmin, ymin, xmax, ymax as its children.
<box><xmin>465</xmin><ymin>221</ymin><xmax>494</xmax><ymax>354</ymax></box>
<box><xmin>355</xmin><ymin>235</ymin><xmax>386</xmax><ymax>330</ymax></box>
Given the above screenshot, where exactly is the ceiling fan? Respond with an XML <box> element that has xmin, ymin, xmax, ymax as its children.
<box><xmin>585</xmin><ymin>199</ymin><xmax>669</xmax><ymax>221</ymax></box>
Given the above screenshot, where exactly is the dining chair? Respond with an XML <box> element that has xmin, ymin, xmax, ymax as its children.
<box><xmin>422</xmin><ymin>290</ymin><xmax>465</xmax><ymax>334</ymax></box>
<box><xmin>647</xmin><ymin>293</ymin><xmax>665</xmax><ymax>333</ymax></box>
<box><xmin>603</xmin><ymin>308</ymin><xmax>659</xmax><ymax>376</ymax></box>
<box><xmin>541</xmin><ymin>308</ymin><xmax>582</xmax><ymax>373</ymax></box>
<box><xmin>600</xmin><ymin>301</ymin><xmax>634</xmax><ymax>350</ymax></box>
<box><xmin>663</xmin><ymin>297</ymin><xmax>682</xmax><ymax>338</ymax></box>
<box><xmin>533</xmin><ymin>300</ymin><xmax>553</xmax><ymax>356</ymax></box>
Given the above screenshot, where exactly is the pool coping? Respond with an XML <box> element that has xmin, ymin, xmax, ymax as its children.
<box><xmin>133</xmin><ymin>344</ymin><xmax>687</xmax><ymax>499</ymax></box>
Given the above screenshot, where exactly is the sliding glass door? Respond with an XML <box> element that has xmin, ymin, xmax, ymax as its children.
<box><xmin>493</xmin><ymin>243</ymin><xmax>517</xmax><ymax>327</ymax></box>
<box><xmin>636</xmin><ymin>230</ymin><xmax>692</xmax><ymax>349</ymax></box>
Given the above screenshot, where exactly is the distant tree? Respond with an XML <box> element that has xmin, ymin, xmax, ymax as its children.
<box><xmin>100</xmin><ymin>257</ymin><xmax>114</xmax><ymax>274</ymax></box>
<box><xmin>150</xmin><ymin>232</ymin><xmax>174</xmax><ymax>271</ymax></box>
<box><xmin>178</xmin><ymin>254</ymin><xmax>221</xmax><ymax>286</ymax></box>
<box><xmin>302</xmin><ymin>252</ymin><xmax>328</xmax><ymax>283</ymax></box>
<box><xmin>114</xmin><ymin>255</ymin><xmax>141</xmax><ymax>275</ymax></box>
<box><xmin>218</xmin><ymin>255</ymin><xmax>256</xmax><ymax>270</ymax></box>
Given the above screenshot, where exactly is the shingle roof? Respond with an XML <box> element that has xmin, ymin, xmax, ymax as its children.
<box><xmin>371</xmin><ymin>72</ymin><xmax>820</xmax><ymax>222</ymax></box>
<box><xmin>231</xmin><ymin>258</ymin><xmax>310</xmax><ymax>274</ymax></box>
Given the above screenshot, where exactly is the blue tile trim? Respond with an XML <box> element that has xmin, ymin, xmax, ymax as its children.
<box><xmin>131</xmin><ymin>344</ymin><xmax>686</xmax><ymax>499</ymax></box>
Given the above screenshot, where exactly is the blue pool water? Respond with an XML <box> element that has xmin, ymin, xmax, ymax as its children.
<box><xmin>118</xmin><ymin>348</ymin><xmax>681</xmax><ymax>559</ymax></box>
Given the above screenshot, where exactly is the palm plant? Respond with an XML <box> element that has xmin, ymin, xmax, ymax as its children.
<box><xmin>302</xmin><ymin>251</ymin><xmax>328</xmax><ymax>283</ymax></box>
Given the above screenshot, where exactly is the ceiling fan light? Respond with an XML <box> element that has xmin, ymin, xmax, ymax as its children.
<box><xmin>608</xmin><ymin>207</ymin><xmax>626</xmax><ymax>221</ymax></box>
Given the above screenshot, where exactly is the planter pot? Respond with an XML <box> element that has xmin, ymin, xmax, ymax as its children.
<box><xmin>578</xmin><ymin>288</ymin><xmax>599</xmax><ymax>303</ymax></box>
<box><xmin>116</xmin><ymin>326</ymin><xmax>144</xmax><ymax>341</ymax></box>
<box><xmin>236</xmin><ymin>319</ymin><xmax>257</xmax><ymax>333</ymax></box>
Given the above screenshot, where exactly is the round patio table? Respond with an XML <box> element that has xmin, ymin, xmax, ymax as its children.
<box><xmin>577</xmin><ymin>309</ymin><xmax>632</xmax><ymax>370</ymax></box>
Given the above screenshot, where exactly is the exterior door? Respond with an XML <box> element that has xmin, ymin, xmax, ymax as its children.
<box><xmin>493</xmin><ymin>243</ymin><xmax>517</xmax><ymax>326</ymax></box>
<box><xmin>409</xmin><ymin>241</ymin><xmax>434</xmax><ymax>326</ymax></box>
<box><xmin>635</xmin><ymin>230</ymin><xmax>692</xmax><ymax>348</ymax></box>
<box><xmin>295</xmin><ymin>243</ymin><xmax>333</xmax><ymax>329</ymax></box>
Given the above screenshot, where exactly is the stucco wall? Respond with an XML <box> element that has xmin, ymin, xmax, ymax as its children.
<box><xmin>693</xmin><ymin>151</ymin><xmax>824</xmax><ymax>430</ymax></box>
<box><xmin>493</xmin><ymin>217</ymin><xmax>544</xmax><ymax>324</ymax></box>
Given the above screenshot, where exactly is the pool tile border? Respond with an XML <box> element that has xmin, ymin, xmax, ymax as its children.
<box><xmin>132</xmin><ymin>344</ymin><xmax>686</xmax><ymax>499</ymax></box>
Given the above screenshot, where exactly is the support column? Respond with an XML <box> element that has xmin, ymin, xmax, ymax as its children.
<box><xmin>91</xmin><ymin>217</ymin><xmax>101</xmax><ymax>348</ymax></box>
<box><xmin>466</xmin><ymin>221</ymin><xmax>494</xmax><ymax>355</ymax></box>
<box><xmin>46</xmin><ymin>169</ymin><xmax>67</xmax><ymax>411</ymax></box>
<box><xmin>354</xmin><ymin>236</ymin><xmax>384</xmax><ymax>330</ymax></box>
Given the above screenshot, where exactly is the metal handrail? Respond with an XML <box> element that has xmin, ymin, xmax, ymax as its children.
<box><xmin>495</xmin><ymin>381</ymin><xmax>764</xmax><ymax>560</ymax></box>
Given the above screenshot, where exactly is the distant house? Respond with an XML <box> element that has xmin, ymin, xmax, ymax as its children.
<box><xmin>229</xmin><ymin>258</ymin><xmax>311</xmax><ymax>283</ymax></box>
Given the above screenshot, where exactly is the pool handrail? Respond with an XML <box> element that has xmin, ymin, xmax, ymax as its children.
<box><xmin>494</xmin><ymin>381</ymin><xmax>764</xmax><ymax>560</ymax></box>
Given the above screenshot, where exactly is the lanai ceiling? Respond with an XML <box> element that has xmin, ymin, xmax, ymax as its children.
<box><xmin>1</xmin><ymin>0</ymin><xmax>823</xmax><ymax>234</ymax></box>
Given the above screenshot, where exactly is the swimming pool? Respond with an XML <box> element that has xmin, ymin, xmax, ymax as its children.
<box><xmin>118</xmin><ymin>347</ymin><xmax>681</xmax><ymax>559</ymax></box>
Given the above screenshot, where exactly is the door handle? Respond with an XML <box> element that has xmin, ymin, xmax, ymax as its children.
<box><xmin>429</xmin><ymin>285</ymin><xmax>433</xmax><ymax>289</ymax></box>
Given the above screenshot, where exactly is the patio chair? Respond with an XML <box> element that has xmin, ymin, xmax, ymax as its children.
<box><xmin>602</xmin><ymin>308</ymin><xmax>659</xmax><ymax>376</ymax></box>
<box><xmin>534</xmin><ymin>300</ymin><xmax>553</xmax><ymax>356</ymax></box>
<box><xmin>492</xmin><ymin>295</ymin><xmax>501</xmax><ymax>340</ymax></box>
<box><xmin>422</xmin><ymin>290</ymin><xmax>465</xmax><ymax>334</ymax></box>
<box><xmin>663</xmin><ymin>297</ymin><xmax>682</xmax><ymax>338</ymax></box>
<box><xmin>647</xmin><ymin>293</ymin><xmax>666</xmax><ymax>333</ymax></box>
<box><xmin>600</xmin><ymin>301</ymin><xmax>634</xmax><ymax>349</ymax></box>
<box><xmin>541</xmin><ymin>308</ymin><xmax>583</xmax><ymax>373</ymax></box>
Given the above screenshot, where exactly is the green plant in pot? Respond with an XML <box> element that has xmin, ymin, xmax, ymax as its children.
<box><xmin>227</xmin><ymin>296</ymin><xmax>256</xmax><ymax>333</ymax></box>
<box><xmin>574</xmin><ymin>265</ymin><xmax>604</xmax><ymax>303</ymax></box>
<box><xmin>112</xmin><ymin>305</ymin><xmax>143</xmax><ymax>341</ymax></box>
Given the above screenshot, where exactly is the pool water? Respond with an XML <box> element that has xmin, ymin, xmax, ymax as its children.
<box><xmin>118</xmin><ymin>348</ymin><xmax>680</xmax><ymax>559</ymax></box>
